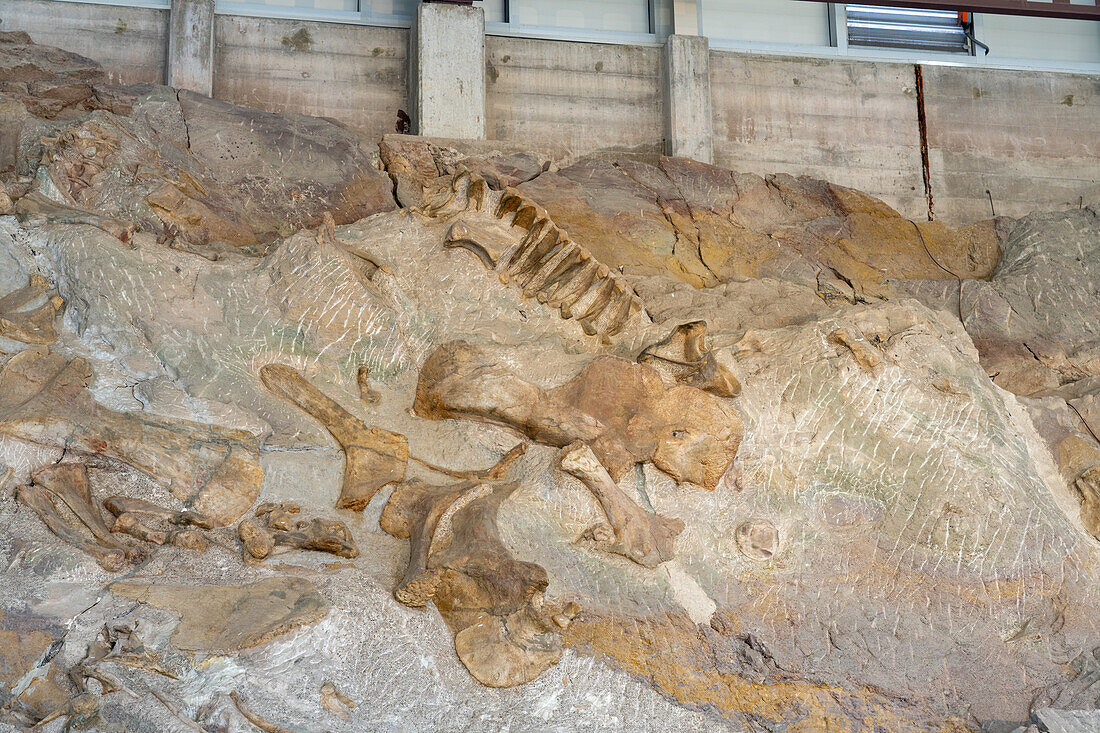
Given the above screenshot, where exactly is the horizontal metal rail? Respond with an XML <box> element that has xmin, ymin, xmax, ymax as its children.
<box><xmin>800</xmin><ymin>0</ymin><xmax>1100</xmax><ymax>21</ymax></box>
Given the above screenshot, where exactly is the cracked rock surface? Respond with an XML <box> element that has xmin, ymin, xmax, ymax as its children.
<box><xmin>0</xmin><ymin>33</ymin><xmax>1099</xmax><ymax>733</ymax></box>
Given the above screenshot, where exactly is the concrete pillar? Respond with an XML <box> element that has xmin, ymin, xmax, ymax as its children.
<box><xmin>409</xmin><ymin>2</ymin><xmax>485</xmax><ymax>139</ymax></box>
<box><xmin>167</xmin><ymin>0</ymin><xmax>214</xmax><ymax>96</ymax></box>
<box><xmin>663</xmin><ymin>34</ymin><xmax>712</xmax><ymax>164</ymax></box>
<box><xmin>670</xmin><ymin>0</ymin><xmax>700</xmax><ymax>36</ymax></box>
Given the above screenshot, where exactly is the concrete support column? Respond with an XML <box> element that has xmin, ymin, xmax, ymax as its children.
<box><xmin>409</xmin><ymin>2</ymin><xmax>486</xmax><ymax>139</ymax></box>
<box><xmin>670</xmin><ymin>0</ymin><xmax>700</xmax><ymax>36</ymax></box>
<box><xmin>167</xmin><ymin>0</ymin><xmax>214</xmax><ymax>96</ymax></box>
<box><xmin>663</xmin><ymin>34</ymin><xmax>712</xmax><ymax>164</ymax></box>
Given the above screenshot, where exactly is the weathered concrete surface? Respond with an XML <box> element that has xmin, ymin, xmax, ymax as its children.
<box><xmin>485</xmin><ymin>36</ymin><xmax>664</xmax><ymax>158</ymax></box>
<box><xmin>710</xmin><ymin>51</ymin><xmax>928</xmax><ymax>220</ymax></box>
<box><xmin>0</xmin><ymin>0</ymin><xmax>168</xmax><ymax>86</ymax></box>
<box><xmin>214</xmin><ymin>16</ymin><xmax>408</xmax><ymax>140</ymax></box>
<box><xmin>410</xmin><ymin>2</ymin><xmax>485</xmax><ymax>139</ymax></box>
<box><xmin>923</xmin><ymin>65</ymin><xmax>1100</xmax><ymax>223</ymax></box>
<box><xmin>167</xmin><ymin>0</ymin><xmax>214</xmax><ymax>96</ymax></box>
<box><xmin>663</xmin><ymin>34</ymin><xmax>712</xmax><ymax>163</ymax></box>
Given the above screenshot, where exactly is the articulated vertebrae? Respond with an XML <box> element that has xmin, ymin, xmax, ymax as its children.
<box><xmin>423</xmin><ymin>169</ymin><xmax>648</xmax><ymax>339</ymax></box>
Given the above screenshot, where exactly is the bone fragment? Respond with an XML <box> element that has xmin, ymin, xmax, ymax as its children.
<box><xmin>558</xmin><ymin>442</ymin><xmax>683</xmax><ymax>567</ymax></box>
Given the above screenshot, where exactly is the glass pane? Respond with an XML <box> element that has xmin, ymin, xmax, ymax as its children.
<box><xmin>702</xmin><ymin>0</ymin><xmax>830</xmax><ymax>45</ymax></box>
<box><xmin>508</xmin><ymin>0</ymin><xmax>651</xmax><ymax>34</ymax></box>
<box><xmin>229</xmin><ymin>0</ymin><xmax>358</xmax><ymax>12</ymax></box>
<box><xmin>362</xmin><ymin>0</ymin><xmax>418</xmax><ymax>20</ymax></box>
<box><xmin>476</xmin><ymin>0</ymin><xmax>507</xmax><ymax>24</ymax></box>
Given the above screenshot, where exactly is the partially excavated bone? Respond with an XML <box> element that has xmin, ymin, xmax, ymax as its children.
<box><xmin>71</xmin><ymin>621</ymin><xmax>176</xmax><ymax>694</ymax></box>
<box><xmin>638</xmin><ymin>321</ymin><xmax>741</xmax><ymax>398</ymax></box>
<box><xmin>16</xmin><ymin>462</ymin><xmax>138</xmax><ymax>571</ymax></box>
<box><xmin>0</xmin><ymin>274</ymin><xmax>65</xmax><ymax>344</ymax></box>
<box><xmin>357</xmin><ymin>365</ymin><xmax>382</xmax><ymax>405</ymax></box>
<box><xmin>380</xmin><ymin>448</ymin><xmax>563</xmax><ymax>687</ymax></box>
<box><xmin>103</xmin><ymin>496</ymin><xmax>214</xmax><ymax>550</ymax></box>
<box><xmin>1</xmin><ymin>348</ymin><xmax>261</xmax><ymax>525</ymax></box>
<box><xmin>415</xmin><ymin>340</ymin><xmax>742</xmax><ymax>489</ymax></box>
<box><xmin>103</xmin><ymin>496</ymin><xmax>214</xmax><ymax>529</ymax></box>
<box><xmin>425</xmin><ymin>169</ymin><xmax>648</xmax><ymax>339</ymax></box>
<box><xmin>260</xmin><ymin>364</ymin><xmax>408</xmax><ymax>511</ymax></box>
<box><xmin>558</xmin><ymin>442</ymin><xmax>683</xmax><ymax>567</ymax></box>
<box><xmin>238</xmin><ymin>501</ymin><xmax>358</xmax><ymax>560</ymax></box>
<box><xmin>827</xmin><ymin>327</ymin><xmax>883</xmax><ymax>370</ymax></box>
<box><xmin>320</xmin><ymin>683</ymin><xmax>355</xmax><ymax>719</ymax></box>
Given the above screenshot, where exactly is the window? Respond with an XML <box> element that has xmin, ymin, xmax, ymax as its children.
<box><xmin>845</xmin><ymin>4</ymin><xmax>969</xmax><ymax>53</ymax></box>
<box><xmin>478</xmin><ymin>0</ymin><xmax>654</xmax><ymax>36</ymax></box>
<box><xmin>217</xmin><ymin>0</ymin><xmax>417</xmax><ymax>22</ymax></box>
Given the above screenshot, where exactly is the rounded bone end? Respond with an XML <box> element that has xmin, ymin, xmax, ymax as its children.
<box><xmin>557</xmin><ymin>441</ymin><xmax>602</xmax><ymax>478</ymax></box>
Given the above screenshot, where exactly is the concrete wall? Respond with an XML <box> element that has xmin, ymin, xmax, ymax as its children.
<box><xmin>485</xmin><ymin>35</ymin><xmax>664</xmax><ymax>157</ymax></box>
<box><xmin>2</xmin><ymin>0</ymin><xmax>1098</xmax><ymax>224</ymax></box>
<box><xmin>214</xmin><ymin>16</ymin><xmax>406</xmax><ymax>139</ymax></box>
<box><xmin>923</xmin><ymin>65</ymin><xmax>1100</xmax><ymax>222</ymax></box>
<box><xmin>3</xmin><ymin>0</ymin><xmax>167</xmax><ymax>85</ymax></box>
<box><xmin>710</xmin><ymin>51</ymin><xmax>927</xmax><ymax>220</ymax></box>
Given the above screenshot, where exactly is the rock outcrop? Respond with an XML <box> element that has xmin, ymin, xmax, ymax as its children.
<box><xmin>1</xmin><ymin>32</ymin><xmax>1098</xmax><ymax>733</ymax></box>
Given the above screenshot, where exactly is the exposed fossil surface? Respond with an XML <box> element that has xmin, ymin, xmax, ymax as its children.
<box><xmin>1</xmin><ymin>33</ymin><xmax>1099</xmax><ymax>733</ymax></box>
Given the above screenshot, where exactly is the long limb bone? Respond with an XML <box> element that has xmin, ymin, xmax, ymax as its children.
<box><xmin>103</xmin><ymin>496</ymin><xmax>214</xmax><ymax>529</ymax></box>
<box><xmin>558</xmin><ymin>441</ymin><xmax>683</xmax><ymax>568</ymax></box>
<box><xmin>260</xmin><ymin>364</ymin><xmax>408</xmax><ymax>510</ymax></box>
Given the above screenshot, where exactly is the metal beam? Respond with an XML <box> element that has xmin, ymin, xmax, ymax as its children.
<box><xmin>798</xmin><ymin>1</ymin><xmax>1100</xmax><ymax>22</ymax></box>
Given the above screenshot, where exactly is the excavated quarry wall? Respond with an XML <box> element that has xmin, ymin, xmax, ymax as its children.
<box><xmin>3</xmin><ymin>0</ymin><xmax>1098</xmax><ymax>222</ymax></box>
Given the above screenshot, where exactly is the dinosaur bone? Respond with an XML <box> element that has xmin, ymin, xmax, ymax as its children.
<box><xmin>638</xmin><ymin>321</ymin><xmax>741</xmax><ymax>398</ymax></box>
<box><xmin>558</xmin><ymin>442</ymin><xmax>683</xmax><ymax>568</ymax></box>
<box><xmin>415</xmin><ymin>340</ymin><xmax>742</xmax><ymax>489</ymax></box>
<box><xmin>238</xmin><ymin>501</ymin><xmax>359</xmax><ymax>560</ymax></box>
<box><xmin>0</xmin><ymin>274</ymin><xmax>65</xmax><ymax>345</ymax></box>
<box><xmin>427</xmin><ymin>169</ymin><xmax>647</xmax><ymax>339</ymax></box>
<box><xmin>103</xmin><ymin>497</ymin><xmax>213</xmax><ymax>550</ymax></box>
<box><xmin>381</xmin><ymin>475</ymin><xmax>562</xmax><ymax>687</ymax></box>
<box><xmin>260</xmin><ymin>364</ymin><xmax>408</xmax><ymax>511</ymax></box>
<box><xmin>16</xmin><ymin>463</ymin><xmax>135</xmax><ymax>572</ymax></box>
<box><xmin>1</xmin><ymin>348</ymin><xmax>262</xmax><ymax>525</ymax></box>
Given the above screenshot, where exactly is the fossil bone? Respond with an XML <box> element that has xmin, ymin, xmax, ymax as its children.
<box><xmin>230</xmin><ymin>691</ymin><xmax>295</xmax><ymax>733</ymax></box>
<box><xmin>827</xmin><ymin>327</ymin><xmax>883</xmax><ymax>370</ymax></box>
<box><xmin>260</xmin><ymin>363</ymin><xmax>408</xmax><ymax>511</ymax></box>
<box><xmin>0</xmin><ymin>348</ymin><xmax>262</xmax><ymax>525</ymax></box>
<box><xmin>0</xmin><ymin>274</ymin><xmax>65</xmax><ymax>345</ymax></box>
<box><xmin>16</xmin><ymin>463</ymin><xmax>137</xmax><ymax>571</ymax></box>
<box><xmin>638</xmin><ymin>321</ymin><xmax>741</xmax><ymax>398</ymax></box>
<box><xmin>415</xmin><ymin>341</ymin><xmax>742</xmax><ymax>489</ymax></box>
<box><xmin>71</xmin><ymin>621</ymin><xmax>176</xmax><ymax>694</ymax></box>
<box><xmin>320</xmin><ymin>682</ymin><xmax>355</xmax><ymax>719</ymax></box>
<box><xmin>239</xmin><ymin>501</ymin><xmax>359</xmax><ymax>560</ymax></box>
<box><xmin>356</xmin><ymin>365</ymin><xmax>382</xmax><ymax>405</ymax></box>
<box><xmin>103</xmin><ymin>496</ymin><xmax>214</xmax><ymax>529</ymax></box>
<box><xmin>431</xmin><ymin>169</ymin><xmax>648</xmax><ymax>339</ymax></box>
<box><xmin>558</xmin><ymin>441</ymin><xmax>683</xmax><ymax>567</ymax></box>
<box><xmin>380</xmin><ymin>447</ymin><xmax>563</xmax><ymax>687</ymax></box>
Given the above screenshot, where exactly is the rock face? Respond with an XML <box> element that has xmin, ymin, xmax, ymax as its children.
<box><xmin>1</xmin><ymin>33</ymin><xmax>1099</xmax><ymax>733</ymax></box>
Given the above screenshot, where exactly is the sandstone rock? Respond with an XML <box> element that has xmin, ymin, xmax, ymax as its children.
<box><xmin>512</xmin><ymin>155</ymin><xmax>1008</xmax><ymax>294</ymax></box>
<box><xmin>1</xmin><ymin>348</ymin><xmax>262</xmax><ymax>524</ymax></box>
<box><xmin>109</xmin><ymin>577</ymin><xmax>327</xmax><ymax>653</ymax></box>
